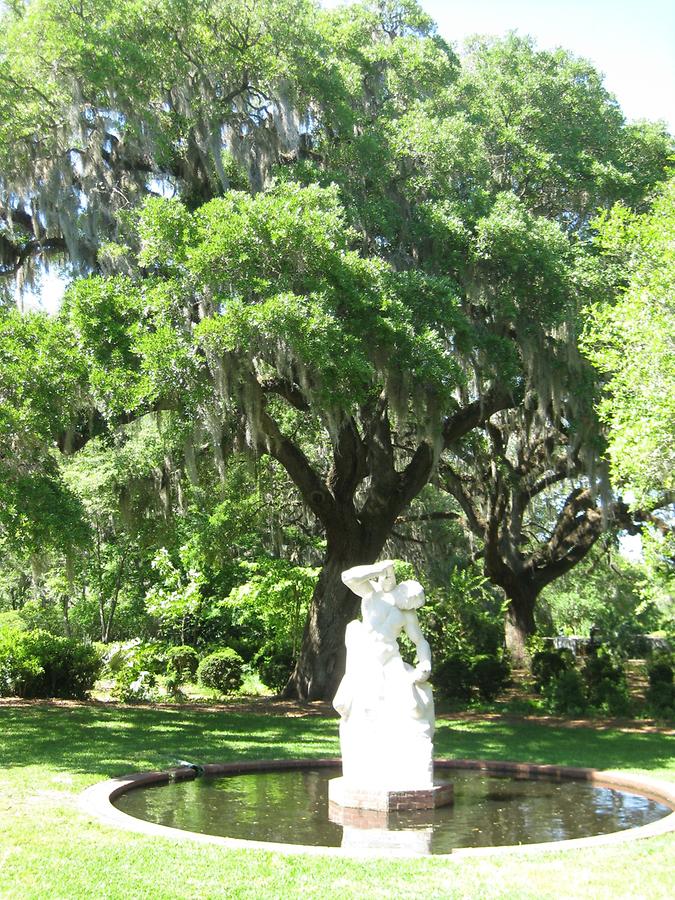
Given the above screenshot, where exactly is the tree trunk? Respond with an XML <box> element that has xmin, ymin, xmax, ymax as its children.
<box><xmin>61</xmin><ymin>594</ymin><xmax>71</xmax><ymax>638</ymax></box>
<box><xmin>285</xmin><ymin>528</ymin><xmax>387</xmax><ymax>701</ymax></box>
<box><xmin>504</xmin><ymin>585</ymin><xmax>538</xmax><ymax>668</ymax></box>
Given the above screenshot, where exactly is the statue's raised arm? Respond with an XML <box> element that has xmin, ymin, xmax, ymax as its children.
<box><xmin>340</xmin><ymin>561</ymin><xmax>395</xmax><ymax>598</ymax></box>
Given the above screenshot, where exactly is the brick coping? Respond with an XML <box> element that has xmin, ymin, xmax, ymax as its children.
<box><xmin>79</xmin><ymin>758</ymin><xmax>675</xmax><ymax>859</ymax></box>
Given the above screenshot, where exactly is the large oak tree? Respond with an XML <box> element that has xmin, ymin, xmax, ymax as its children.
<box><xmin>1</xmin><ymin>1</ymin><xmax>672</xmax><ymax>697</ymax></box>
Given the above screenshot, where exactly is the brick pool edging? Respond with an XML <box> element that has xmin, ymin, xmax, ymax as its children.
<box><xmin>79</xmin><ymin>758</ymin><xmax>675</xmax><ymax>859</ymax></box>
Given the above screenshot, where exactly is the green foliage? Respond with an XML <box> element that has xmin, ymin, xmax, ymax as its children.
<box><xmin>111</xmin><ymin>667</ymin><xmax>158</xmax><ymax>703</ymax></box>
<box><xmin>534</xmin><ymin>644</ymin><xmax>633</xmax><ymax>717</ymax></box>
<box><xmin>583</xmin><ymin>647</ymin><xmax>630</xmax><ymax>712</ymax></box>
<box><xmin>544</xmin><ymin>668</ymin><xmax>589</xmax><ymax>716</ymax></box>
<box><xmin>0</xmin><ymin>0</ymin><xmax>320</xmax><ymax>251</ymax></box>
<box><xmin>583</xmin><ymin>177</ymin><xmax>675</xmax><ymax>503</ymax></box>
<box><xmin>196</xmin><ymin>648</ymin><xmax>244</xmax><ymax>694</ymax></box>
<box><xmin>539</xmin><ymin>544</ymin><xmax>666</xmax><ymax>644</ymax></box>
<box><xmin>531</xmin><ymin>648</ymin><xmax>576</xmax><ymax>691</ymax></box>
<box><xmin>432</xmin><ymin>653</ymin><xmax>473</xmax><ymax>702</ymax></box>
<box><xmin>646</xmin><ymin>652</ymin><xmax>674</xmax><ymax>717</ymax></box>
<box><xmin>1</xmin><ymin>0</ymin><xmax>673</xmax><ymax>697</ymax></box>
<box><xmin>422</xmin><ymin>566</ymin><xmax>506</xmax><ymax>659</ymax></box>
<box><xmin>453</xmin><ymin>34</ymin><xmax>672</xmax><ymax>220</ymax></box>
<box><xmin>421</xmin><ymin>567</ymin><xmax>510</xmax><ymax>703</ymax></box>
<box><xmin>101</xmin><ymin>639</ymin><xmax>171</xmax><ymax>701</ymax></box>
<box><xmin>421</xmin><ymin>567</ymin><xmax>509</xmax><ymax>703</ymax></box>
<box><xmin>165</xmin><ymin>645</ymin><xmax>200</xmax><ymax>682</ymax></box>
<box><xmin>223</xmin><ymin>558</ymin><xmax>318</xmax><ymax>690</ymax></box>
<box><xmin>137</xmin><ymin>181</ymin><xmax>466</xmax><ymax>415</ymax></box>
<box><xmin>470</xmin><ymin>654</ymin><xmax>511</xmax><ymax>701</ymax></box>
<box><xmin>432</xmin><ymin>650</ymin><xmax>511</xmax><ymax>704</ymax></box>
<box><xmin>101</xmin><ymin>639</ymin><xmax>165</xmax><ymax>675</ymax></box>
<box><xmin>647</xmin><ymin>652</ymin><xmax>674</xmax><ymax>687</ymax></box>
<box><xmin>145</xmin><ymin>548</ymin><xmax>205</xmax><ymax>644</ymax></box>
<box><xmin>0</xmin><ymin>627</ymin><xmax>100</xmax><ymax>699</ymax></box>
<box><xmin>0</xmin><ymin>311</ymin><xmax>88</xmax><ymax>556</ymax></box>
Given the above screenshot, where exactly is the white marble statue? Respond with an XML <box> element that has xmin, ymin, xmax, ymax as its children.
<box><xmin>333</xmin><ymin>560</ymin><xmax>435</xmax><ymax>791</ymax></box>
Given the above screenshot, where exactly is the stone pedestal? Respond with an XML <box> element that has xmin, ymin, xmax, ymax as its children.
<box><xmin>328</xmin><ymin>776</ymin><xmax>453</xmax><ymax>812</ymax></box>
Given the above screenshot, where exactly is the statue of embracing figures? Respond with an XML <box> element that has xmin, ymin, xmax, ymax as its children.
<box><xmin>332</xmin><ymin>560</ymin><xmax>435</xmax><ymax>791</ymax></box>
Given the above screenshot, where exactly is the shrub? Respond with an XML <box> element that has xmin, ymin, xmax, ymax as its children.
<box><xmin>646</xmin><ymin>652</ymin><xmax>674</xmax><ymax>687</ymax></box>
<box><xmin>432</xmin><ymin>652</ymin><xmax>474</xmax><ymax>702</ymax></box>
<box><xmin>0</xmin><ymin>628</ymin><xmax>100</xmax><ymax>699</ymax></box>
<box><xmin>100</xmin><ymin>639</ymin><xmax>143</xmax><ymax>676</ymax></box>
<box><xmin>101</xmin><ymin>640</ymin><xmax>169</xmax><ymax>701</ymax></box>
<box><xmin>531</xmin><ymin>648</ymin><xmax>575</xmax><ymax>691</ymax></box>
<box><xmin>646</xmin><ymin>652</ymin><xmax>674</xmax><ymax>716</ymax></box>
<box><xmin>646</xmin><ymin>680</ymin><xmax>674</xmax><ymax>717</ymax></box>
<box><xmin>111</xmin><ymin>667</ymin><xmax>157</xmax><ymax>702</ymax></box>
<box><xmin>165</xmin><ymin>645</ymin><xmax>200</xmax><ymax>681</ymax></box>
<box><xmin>0</xmin><ymin>627</ymin><xmax>42</xmax><ymax>696</ymax></box>
<box><xmin>583</xmin><ymin>648</ymin><xmax>628</xmax><ymax>711</ymax></box>
<box><xmin>422</xmin><ymin>569</ymin><xmax>506</xmax><ymax>663</ymax></box>
<box><xmin>163</xmin><ymin>668</ymin><xmax>184</xmax><ymax>698</ymax></box>
<box><xmin>471</xmin><ymin>654</ymin><xmax>511</xmax><ymax>701</ymax></box>
<box><xmin>223</xmin><ymin>558</ymin><xmax>317</xmax><ymax>684</ymax></box>
<box><xmin>197</xmin><ymin>648</ymin><xmax>244</xmax><ymax>694</ymax></box>
<box><xmin>253</xmin><ymin>644</ymin><xmax>293</xmax><ymax>693</ymax></box>
<box><xmin>544</xmin><ymin>668</ymin><xmax>588</xmax><ymax>716</ymax></box>
<box><xmin>433</xmin><ymin>649</ymin><xmax>511</xmax><ymax>704</ymax></box>
<box><xmin>599</xmin><ymin>680</ymin><xmax>632</xmax><ymax>717</ymax></box>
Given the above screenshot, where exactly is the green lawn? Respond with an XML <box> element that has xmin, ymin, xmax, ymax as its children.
<box><xmin>0</xmin><ymin>702</ymin><xmax>673</xmax><ymax>899</ymax></box>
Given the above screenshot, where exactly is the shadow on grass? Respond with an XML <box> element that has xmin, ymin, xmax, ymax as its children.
<box><xmin>435</xmin><ymin>719</ymin><xmax>674</xmax><ymax>774</ymax></box>
<box><xmin>0</xmin><ymin>704</ymin><xmax>671</xmax><ymax>780</ymax></box>
<box><xmin>0</xmin><ymin>704</ymin><xmax>339</xmax><ymax>778</ymax></box>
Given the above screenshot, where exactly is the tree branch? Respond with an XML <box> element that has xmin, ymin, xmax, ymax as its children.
<box><xmin>260</xmin><ymin>377</ymin><xmax>310</xmax><ymax>412</ymax></box>
<box><xmin>442</xmin><ymin>384</ymin><xmax>514</xmax><ymax>448</ymax></box>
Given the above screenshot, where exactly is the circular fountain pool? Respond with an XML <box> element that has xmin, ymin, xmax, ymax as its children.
<box><xmin>86</xmin><ymin>759</ymin><xmax>675</xmax><ymax>857</ymax></box>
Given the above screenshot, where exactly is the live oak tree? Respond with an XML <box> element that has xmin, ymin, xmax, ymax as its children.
<box><xmin>362</xmin><ymin>31</ymin><xmax>673</xmax><ymax>662</ymax></box>
<box><xmin>1</xmin><ymin>1</ymin><xmax>672</xmax><ymax>696</ymax></box>
<box><xmin>64</xmin><ymin>182</ymin><xmax>507</xmax><ymax>699</ymax></box>
<box><xmin>0</xmin><ymin>0</ymin><xmax>319</xmax><ymax>287</ymax></box>
<box><xmin>437</xmin><ymin>409</ymin><xmax>633</xmax><ymax>665</ymax></box>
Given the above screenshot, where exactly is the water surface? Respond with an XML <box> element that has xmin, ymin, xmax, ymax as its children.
<box><xmin>115</xmin><ymin>767</ymin><xmax>671</xmax><ymax>854</ymax></box>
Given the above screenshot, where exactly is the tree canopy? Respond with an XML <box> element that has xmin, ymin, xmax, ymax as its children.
<box><xmin>0</xmin><ymin>0</ymin><xmax>673</xmax><ymax>697</ymax></box>
<box><xmin>583</xmin><ymin>176</ymin><xmax>675</xmax><ymax>505</ymax></box>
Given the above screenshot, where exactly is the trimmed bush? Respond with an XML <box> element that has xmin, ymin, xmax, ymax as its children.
<box><xmin>544</xmin><ymin>668</ymin><xmax>588</xmax><ymax>716</ymax></box>
<box><xmin>166</xmin><ymin>645</ymin><xmax>200</xmax><ymax>681</ymax></box>
<box><xmin>583</xmin><ymin>648</ymin><xmax>629</xmax><ymax>713</ymax></box>
<box><xmin>471</xmin><ymin>654</ymin><xmax>511</xmax><ymax>701</ymax></box>
<box><xmin>646</xmin><ymin>652</ymin><xmax>674</xmax><ymax>716</ymax></box>
<box><xmin>432</xmin><ymin>653</ymin><xmax>474</xmax><ymax>702</ymax></box>
<box><xmin>197</xmin><ymin>648</ymin><xmax>244</xmax><ymax>694</ymax></box>
<box><xmin>531</xmin><ymin>648</ymin><xmax>575</xmax><ymax>691</ymax></box>
<box><xmin>254</xmin><ymin>644</ymin><xmax>293</xmax><ymax>693</ymax></box>
<box><xmin>0</xmin><ymin>628</ymin><xmax>101</xmax><ymax>699</ymax></box>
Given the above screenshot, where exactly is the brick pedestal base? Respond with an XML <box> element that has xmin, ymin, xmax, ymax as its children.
<box><xmin>328</xmin><ymin>776</ymin><xmax>454</xmax><ymax>812</ymax></box>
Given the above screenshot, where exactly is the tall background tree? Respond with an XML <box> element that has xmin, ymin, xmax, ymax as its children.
<box><xmin>0</xmin><ymin>1</ymin><xmax>672</xmax><ymax>697</ymax></box>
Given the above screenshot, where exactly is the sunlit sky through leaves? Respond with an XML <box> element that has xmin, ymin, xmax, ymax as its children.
<box><xmin>324</xmin><ymin>0</ymin><xmax>675</xmax><ymax>132</ymax></box>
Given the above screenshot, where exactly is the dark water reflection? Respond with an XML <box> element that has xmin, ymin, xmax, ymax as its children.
<box><xmin>114</xmin><ymin>767</ymin><xmax>671</xmax><ymax>854</ymax></box>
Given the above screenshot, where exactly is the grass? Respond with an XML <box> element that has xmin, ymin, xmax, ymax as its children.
<box><xmin>0</xmin><ymin>701</ymin><xmax>673</xmax><ymax>899</ymax></box>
